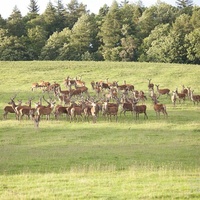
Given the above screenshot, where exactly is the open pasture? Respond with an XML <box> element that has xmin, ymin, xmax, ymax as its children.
<box><xmin>0</xmin><ymin>61</ymin><xmax>200</xmax><ymax>199</ymax></box>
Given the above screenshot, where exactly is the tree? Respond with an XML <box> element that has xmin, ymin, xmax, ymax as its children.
<box><xmin>139</xmin><ymin>24</ymin><xmax>172</xmax><ymax>62</ymax></box>
<box><xmin>0</xmin><ymin>29</ymin><xmax>30</xmax><ymax>60</ymax></box>
<box><xmin>28</xmin><ymin>0</ymin><xmax>39</xmax><ymax>14</ymax></box>
<box><xmin>190</xmin><ymin>7</ymin><xmax>200</xmax><ymax>28</ymax></box>
<box><xmin>185</xmin><ymin>28</ymin><xmax>200</xmax><ymax>64</ymax></box>
<box><xmin>0</xmin><ymin>15</ymin><xmax>6</xmax><ymax>28</ymax></box>
<box><xmin>176</xmin><ymin>0</ymin><xmax>193</xmax><ymax>8</ymax></box>
<box><xmin>55</xmin><ymin>0</ymin><xmax>68</xmax><ymax>32</ymax></box>
<box><xmin>27</xmin><ymin>25</ymin><xmax>47</xmax><ymax>59</ymax></box>
<box><xmin>99</xmin><ymin>1</ymin><xmax>122</xmax><ymax>50</ymax></box>
<box><xmin>40</xmin><ymin>28</ymin><xmax>71</xmax><ymax>60</ymax></box>
<box><xmin>42</xmin><ymin>2</ymin><xmax>58</xmax><ymax>37</ymax></box>
<box><xmin>70</xmin><ymin>14</ymin><xmax>95</xmax><ymax>56</ymax></box>
<box><xmin>6</xmin><ymin>6</ymin><xmax>26</xmax><ymax>37</ymax></box>
<box><xmin>66</xmin><ymin>0</ymin><xmax>87</xmax><ymax>29</ymax></box>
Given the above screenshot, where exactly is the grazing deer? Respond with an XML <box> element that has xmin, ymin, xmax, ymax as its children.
<box><xmin>155</xmin><ymin>84</ymin><xmax>170</xmax><ymax>97</ymax></box>
<box><xmin>152</xmin><ymin>97</ymin><xmax>168</xmax><ymax>118</ymax></box>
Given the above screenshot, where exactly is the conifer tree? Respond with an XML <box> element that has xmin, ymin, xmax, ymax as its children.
<box><xmin>28</xmin><ymin>0</ymin><xmax>39</xmax><ymax>13</ymax></box>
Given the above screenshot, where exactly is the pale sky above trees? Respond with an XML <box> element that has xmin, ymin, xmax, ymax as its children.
<box><xmin>0</xmin><ymin>0</ymin><xmax>200</xmax><ymax>19</ymax></box>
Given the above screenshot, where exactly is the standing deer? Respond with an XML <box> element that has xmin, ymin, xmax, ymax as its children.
<box><xmin>155</xmin><ymin>84</ymin><xmax>170</xmax><ymax>97</ymax></box>
<box><xmin>131</xmin><ymin>100</ymin><xmax>148</xmax><ymax>120</ymax></box>
<box><xmin>37</xmin><ymin>96</ymin><xmax>56</xmax><ymax>120</ymax></box>
<box><xmin>30</xmin><ymin>110</ymin><xmax>40</xmax><ymax>128</ymax></box>
<box><xmin>152</xmin><ymin>97</ymin><xmax>168</xmax><ymax>118</ymax></box>
<box><xmin>190</xmin><ymin>90</ymin><xmax>200</xmax><ymax>105</ymax></box>
<box><xmin>3</xmin><ymin>95</ymin><xmax>20</xmax><ymax>119</ymax></box>
<box><xmin>148</xmin><ymin>79</ymin><xmax>154</xmax><ymax>90</ymax></box>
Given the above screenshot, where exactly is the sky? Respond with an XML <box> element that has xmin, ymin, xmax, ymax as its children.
<box><xmin>0</xmin><ymin>0</ymin><xmax>200</xmax><ymax>19</ymax></box>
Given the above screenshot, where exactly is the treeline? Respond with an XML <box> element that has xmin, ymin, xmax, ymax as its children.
<box><xmin>0</xmin><ymin>0</ymin><xmax>199</xmax><ymax>64</ymax></box>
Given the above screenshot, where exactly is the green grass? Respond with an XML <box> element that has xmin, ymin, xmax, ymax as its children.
<box><xmin>0</xmin><ymin>61</ymin><xmax>200</xmax><ymax>199</ymax></box>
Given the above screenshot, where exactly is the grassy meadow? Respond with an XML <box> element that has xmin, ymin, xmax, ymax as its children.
<box><xmin>0</xmin><ymin>61</ymin><xmax>200</xmax><ymax>199</ymax></box>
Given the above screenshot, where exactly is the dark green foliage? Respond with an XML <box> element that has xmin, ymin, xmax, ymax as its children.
<box><xmin>0</xmin><ymin>1</ymin><xmax>199</xmax><ymax>63</ymax></box>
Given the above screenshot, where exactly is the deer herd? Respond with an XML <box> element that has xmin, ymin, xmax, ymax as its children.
<box><xmin>3</xmin><ymin>76</ymin><xmax>200</xmax><ymax>126</ymax></box>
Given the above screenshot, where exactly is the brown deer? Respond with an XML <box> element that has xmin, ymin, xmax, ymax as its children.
<box><xmin>54</xmin><ymin>105</ymin><xmax>69</xmax><ymax>120</ymax></box>
<box><xmin>175</xmin><ymin>88</ymin><xmax>186</xmax><ymax>104</ymax></box>
<box><xmin>155</xmin><ymin>84</ymin><xmax>170</xmax><ymax>97</ymax></box>
<box><xmin>131</xmin><ymin>100</ymin><xmax>148</xmax><ymax>120</ymax></box>
<box><xmin>102</xmin><ymin>101</ymin><xmax>119</xmax><ymax>122</ymax></box>
<box><xmin>190</xmin><ymin>90</ymin><xmax>200</xmax><ymax>105</ymax></box>
<box><xmin>148</xmin><ymin>79</ymin><xmax>154</xmax><ymax>90</ymax></box>
<box><xmin>37</xmin><ymin>96</ymin><xmax>56</xmax><ymax>120</ymax></box>
<box><xmin>3</xmin><ymin>95</ymin><xmax>21</xmax><ymax>119</ymax></box>
<box><xmin>152</xmin><ymin>97</ymin><xmax>168</xmax><ymax>118</ymax></box>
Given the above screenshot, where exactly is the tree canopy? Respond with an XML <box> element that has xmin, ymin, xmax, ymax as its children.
<box><xmin>0</xmin><ymin>0</ymin><xmax>199</xmax><ymax>64</ymax></box>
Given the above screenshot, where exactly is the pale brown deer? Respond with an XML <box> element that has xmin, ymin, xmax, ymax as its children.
<box><xmin>152</xmin><ymin>97</ymin><xmax>168</xmax><ymax>118</ymax></box>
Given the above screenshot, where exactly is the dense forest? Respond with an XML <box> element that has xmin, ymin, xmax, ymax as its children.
<box><xmin>0</xmin><ymin>0</ymin><xmax>199</xmax><ymax>64</ymax></box>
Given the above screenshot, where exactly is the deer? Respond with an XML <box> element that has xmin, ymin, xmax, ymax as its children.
<box><xmin>175</xmin><ymin>88</ymin><xmax>186</xmax><ymax>104</ymax></box>
<box><xmin>54</xmin><ymin>105</ymin><xmax>69</xmax><ymax>120</ymax></box>
<box><xmin>152</xmin><ymin>97</ymin><xmax>168</xmax><ymax>118</ymax></box>
<box><xmin>57</xmin><ymin>86</ymin><xmax>70</xmax><ymax>96</ymax></box>
<box><xmin>155</xmin><ymin>84</ymin><xmax>170</xmax><ymax>97</ymax></box>
<box><xmin>3</xmin><ymin>95</ymin><xmax>21</xmax><ymax>119</ymax></box>
<box><xmin>75</xmin><ymin>83</ymin><xmax>89</xmax><ymax>97</ymax></box>
<box><xmin>64</xmin><ymin>76</ymin><xmax>76</xmax><ymax>90</ymax></box>
<box><xmin>120</xmin><ymin>102</ymin><xmax>133</xmax><ymax>116</ymax></box>
<box><xmin>148</xmin><ymin>79</ymin><xmax>154</xmax><ymax>90</ymax></box>
<box><xmin>102</xmin><ymin>101</ymin><xmax>119</xmax><ymax>122</ymax></box>
<box><xmin>75</xmin><ymin>76</ymin><xmax>85</xmax><ymax>87</ymax></box>
<box><xmin>68</xmin><ymin>105</ymin><xmax>83</xmax><ymax>123</ymax></box>
<box><xmin>190</xmin><ymin>90</ymin><xmax>200</xmax><ymax>105</ymax></box>
<box><xmin>171</xmin><ymin>91</ymin><xmax>177</xmax><ymax>107</ymax></box>
<box><xmin>15</xmin><ymin>98</ymin><xmax>34</xmax><ymax>120</ymax></box>
<box><xmin>37</xmin><ymin>96</ymin><xmax>56</xmax><ymax>120</ymax></box>
<box><xmin>31</xmin><ymin>82</ymin><xmax>39</xmax><ymax>91</ymax></box>
<box><xmin>18</xmin><ymin>98</ymin><xmax>35</xmax><ymax>120</ymax></box>
<box><xmin>29</xmin><ymin>110</ymin><xmax>40</xmax><ymax>128</ymax></box>
<box><xmin>181</xmin><ymin>85</ymin><xmax>189</xmax><ymax>97</ymax></box>
<box><xmin>38</xmin><ymin>80</ymin><xmax>51</xmax><ymax>88</ymax></box>
<box><xmin>131</xmin><ymin>100</ymin><xmax>148</xmax><ymax>120</ymax></box>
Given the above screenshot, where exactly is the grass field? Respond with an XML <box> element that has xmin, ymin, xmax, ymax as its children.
<box><xmin>0</xmin><ymin>61</ymin><xmax>200</xmax><ymax>199</ymax></box>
